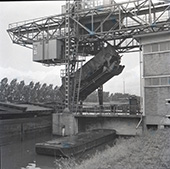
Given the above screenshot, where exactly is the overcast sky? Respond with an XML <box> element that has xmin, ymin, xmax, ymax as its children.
<box><xmin>0</xmin><ymin>1</ymin><xmax>141</xmax><ymax>96</ymax></box>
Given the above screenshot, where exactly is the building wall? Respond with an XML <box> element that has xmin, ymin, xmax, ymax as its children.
<box><xmin>144</xmin><ymin>53</ymin><xmax>170</xmax><ymax>76</ymax></box>
<box><xmin>77</xmin><ymin>116</ymin><xmax>142</xmax><ymax>136</ymax></box>
<box><xmin>53</xmin><ymin>113</ymin><xmax>142</xmax><ymax>136</ymax></box>
<box><xmin>140</xmin><ymin>33</ymin><xmax>170</xmax><ymax>127</ymax></box>
<box><xmin>145</xmin><ymin>87</ymin><xmax>170</xmax><ymax>116</ymax></box>
<box><xmin>0</xmin><ymin>116</ymin><xmax>52</xmax><ymax>145</ymax></box>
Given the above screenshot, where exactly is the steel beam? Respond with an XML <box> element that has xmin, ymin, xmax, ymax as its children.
<box><xmin>7</xmin><ymin>0</ymin><xmax>170</xmax><ymax>53</ymax></box>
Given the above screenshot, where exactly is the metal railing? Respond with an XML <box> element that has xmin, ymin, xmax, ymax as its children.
<box><xmin>74</xmin><ymin>104</ymin><xmax>141</xmax><ymax>115</ymax></box>
<box><xmin>47</xmin><ymin>101</ymin><xmax>142</xmax><ymax>116</ymax></box>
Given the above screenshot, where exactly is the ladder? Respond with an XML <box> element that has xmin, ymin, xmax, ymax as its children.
<box><xmin>64</xmin><ymin>0</ymin><xmax>82</xmax><ymax>110</ymax></box>
<box><xmin>65</xmin><ymin>0</ymin><xmax>71</xmax><ymax>108</ymax></box>
<box><xmin>70</xmin><ymin>0</ymin><xmax>80</xmax><ymax>73</ymax></box>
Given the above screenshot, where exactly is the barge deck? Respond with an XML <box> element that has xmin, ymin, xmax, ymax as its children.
<box><xmin>35</xmin><ymin>129</ymin><xmax>117</xmax><ymax>157</ymax></box>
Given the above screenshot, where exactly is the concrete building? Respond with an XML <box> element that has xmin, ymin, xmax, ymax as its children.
<box><xmin>138</xmin><ymin>32</ymin><xmax>170</xmax><ymax>129</ymax></box>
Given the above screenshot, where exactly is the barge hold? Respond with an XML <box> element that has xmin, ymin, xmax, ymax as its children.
<box><xmin>35</xmin><ymin>129</ymin><xmax>117</xmax><ymax>157</ymax></box>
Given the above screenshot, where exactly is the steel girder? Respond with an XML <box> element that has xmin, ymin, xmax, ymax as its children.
<box><xmin>7</xmin><ymin>0</ymin><xmax>170</xmax><ymax>53</ymax></box>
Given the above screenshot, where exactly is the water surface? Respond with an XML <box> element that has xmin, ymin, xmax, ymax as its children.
<box><xmin>0</xmin><ymin>131</ymin><xmax>59</xmax><ymax>169</ymax></box>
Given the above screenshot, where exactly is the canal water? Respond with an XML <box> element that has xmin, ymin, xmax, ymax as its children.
<box><xmin>0</xmin><ymin>131</ymin><xmax>59</xmax><ymax>169</ymax></box>
<box><xmin>0</xmin><ymin>130</ymin><xmax>116</xmax><ymax>169</ymax></box>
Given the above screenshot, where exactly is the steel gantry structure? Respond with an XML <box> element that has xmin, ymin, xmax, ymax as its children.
<box><xmin>7</xmin><ymin>0</ymin><xmax>170</xmax><ymax>110</ymax></box>
<box><xmin>7</xmin><ymin>0</ymin><xmax>170</xmax><ymax>52</ymax></box>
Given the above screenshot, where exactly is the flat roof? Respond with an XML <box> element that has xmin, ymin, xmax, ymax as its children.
<box><xmin>0</xmin><ymin>102</ymin><xmax>53</xmax><ymax>114</ymax></box>
<box><xmin>17</xmin><ymin>104</ymin><xmax>53</xmax><ymax>112</ymax></box>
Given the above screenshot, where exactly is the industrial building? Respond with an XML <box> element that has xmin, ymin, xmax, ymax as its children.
<box><xmin>137</xmin><ymin>32</ymin><xmax>170</xmax><ymax>129</ymax></box>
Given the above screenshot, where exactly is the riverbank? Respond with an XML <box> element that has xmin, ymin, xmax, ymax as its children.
<box><xmin>55</xmin><ymin>129</ymin><xmax>170</xmax><ymax>169</ymax></box>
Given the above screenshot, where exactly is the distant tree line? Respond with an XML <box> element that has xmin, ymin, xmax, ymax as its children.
<box><xmin>0</xmin><ymin>77</ymin><xmax>140</xmax><ymax>104</ymax></box>
<box><xmin>85</xmin><ymin>90</ymin><xmax>140</xmax><ymax>103</ymax></box>
<box><xmin>0</xmin><ymin>77</ymin><xmax>60</xmax><ymax>103</ymax></box>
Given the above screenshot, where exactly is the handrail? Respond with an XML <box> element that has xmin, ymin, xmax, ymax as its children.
<box><xmin>74</xmin><ymin>103</ymin><xmax>141</xmax><ymax>115</ymax></box>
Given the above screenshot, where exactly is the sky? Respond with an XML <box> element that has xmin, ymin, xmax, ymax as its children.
<box><xmin>0</xmin><ymin>1</ymin><xmax>141</xmax><ymax>96</ymax></box>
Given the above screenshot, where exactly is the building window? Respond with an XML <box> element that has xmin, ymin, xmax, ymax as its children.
<box><xmin>33</xmin><ymin>45</ymin><xmax>38</xmax><ymax>55</ymax></box>
<box><xmin>161</xmin><ymin>77</ymin><xmax>168</xmax><ymax>85</ymax></box>
<box><xmin>152</xmin><ymin>43</ymin><xmax>159</xmax><ymax>52</ymax></box>
<box><xmin>143</xmin><ymin>44</ymin><xmax>151</xmax><ymax>54</ymax></box>
<box><xmin>152</xmin><ymin>78</ymin><xmax>159</xmax><ymax>85</ymax></box>
<box><xmin>145</xmin><ymin>76</ymin><xmax>170</xmax><ymax>87</ymax></box>
<box><xmin>145</xmin><ymin>78</ymin><xmax>151</xmax><ymax>86</ymax></box>
<box><xmin>147</xmin><ymin>125</ymin><xmax>158</xmax><ymax>130</ymax></box>
<box><xmin>164</xmin><ymin>125</ymin><xmax>170</xmax><ymax>128</ymax></box>
<box><xmin>143</xmin><ymin>41</ymin><xmax>170</xmax><ymax>54</ymax></box>
<box><xmin>160</xmin><ymin>41</ymin><xmax>170</xmax><ymax>51</ymax></box>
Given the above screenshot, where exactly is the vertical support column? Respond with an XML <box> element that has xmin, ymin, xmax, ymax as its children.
<box><xmin>98</xmin><ymin>85</ymin><xmax>103</xmax><ymax>109</ymax></box>
<box><xmin>71</xmin><ymin>0</ymin><xmax>82</xmax><ymax>111</ymax></box>
<box><xmin>119</xmin><ymin>5</ymin><xmax>121</xmax><ymax>30</ymax></box>
<box><xmin>65</xmin><ymin>0</ymin><xmax>70</xmax><ymax>108</ymax></box>
<box><xmin>148</xmin><ymin>0</ymin><xmax>152</xmax><ymax>24</ymax></box>
<box><xmin>73</xmin><ymin>60</ymin><xmax>83</xmax><ymax>111</ymax></box>
<box><xmin>65</xmin><ymin>63</ymin><xmax>70</xmax><ymax>107</ymax></box>
<box><xmin>139</xmin><ymin>48</ymin><xmax>146</xmax><ymax>132</ymax></box>
<box><xmin>53</xmin><ymin>113</ymin><xmax>78</xmax><ymax>136</ymax></box>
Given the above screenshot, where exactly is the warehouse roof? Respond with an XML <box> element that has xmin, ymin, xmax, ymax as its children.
<box><xmin>0</xmin><ymin>102</ymin><xmax>53</xmax><ymax>114</ymax></box>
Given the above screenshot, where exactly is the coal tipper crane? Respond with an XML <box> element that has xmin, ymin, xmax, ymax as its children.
<box><xmin>7</xmin><ymin>0</ymin><xmax>170</xmax><ymax>111</ymax></box>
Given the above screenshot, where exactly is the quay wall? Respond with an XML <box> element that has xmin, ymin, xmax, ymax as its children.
<box><xmin>77</xmin><ymin>116</ymin><xmax>142</xmax><ymax>136</ymax></box>
<box><xmin>0</xmin><ymin>116</ymin><xmax>52</xmax><ymax>145</ymax></box>
<box><xmin>53</xmin><ymin>113</ymin><xmax>142</xmax><ymax>136</ymax></box>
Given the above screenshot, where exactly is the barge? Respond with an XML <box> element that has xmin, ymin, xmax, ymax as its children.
<box><xmin>35</xmin><ymin>129</ymin><xmax>117</xmax><ymax>157</ymax></box>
